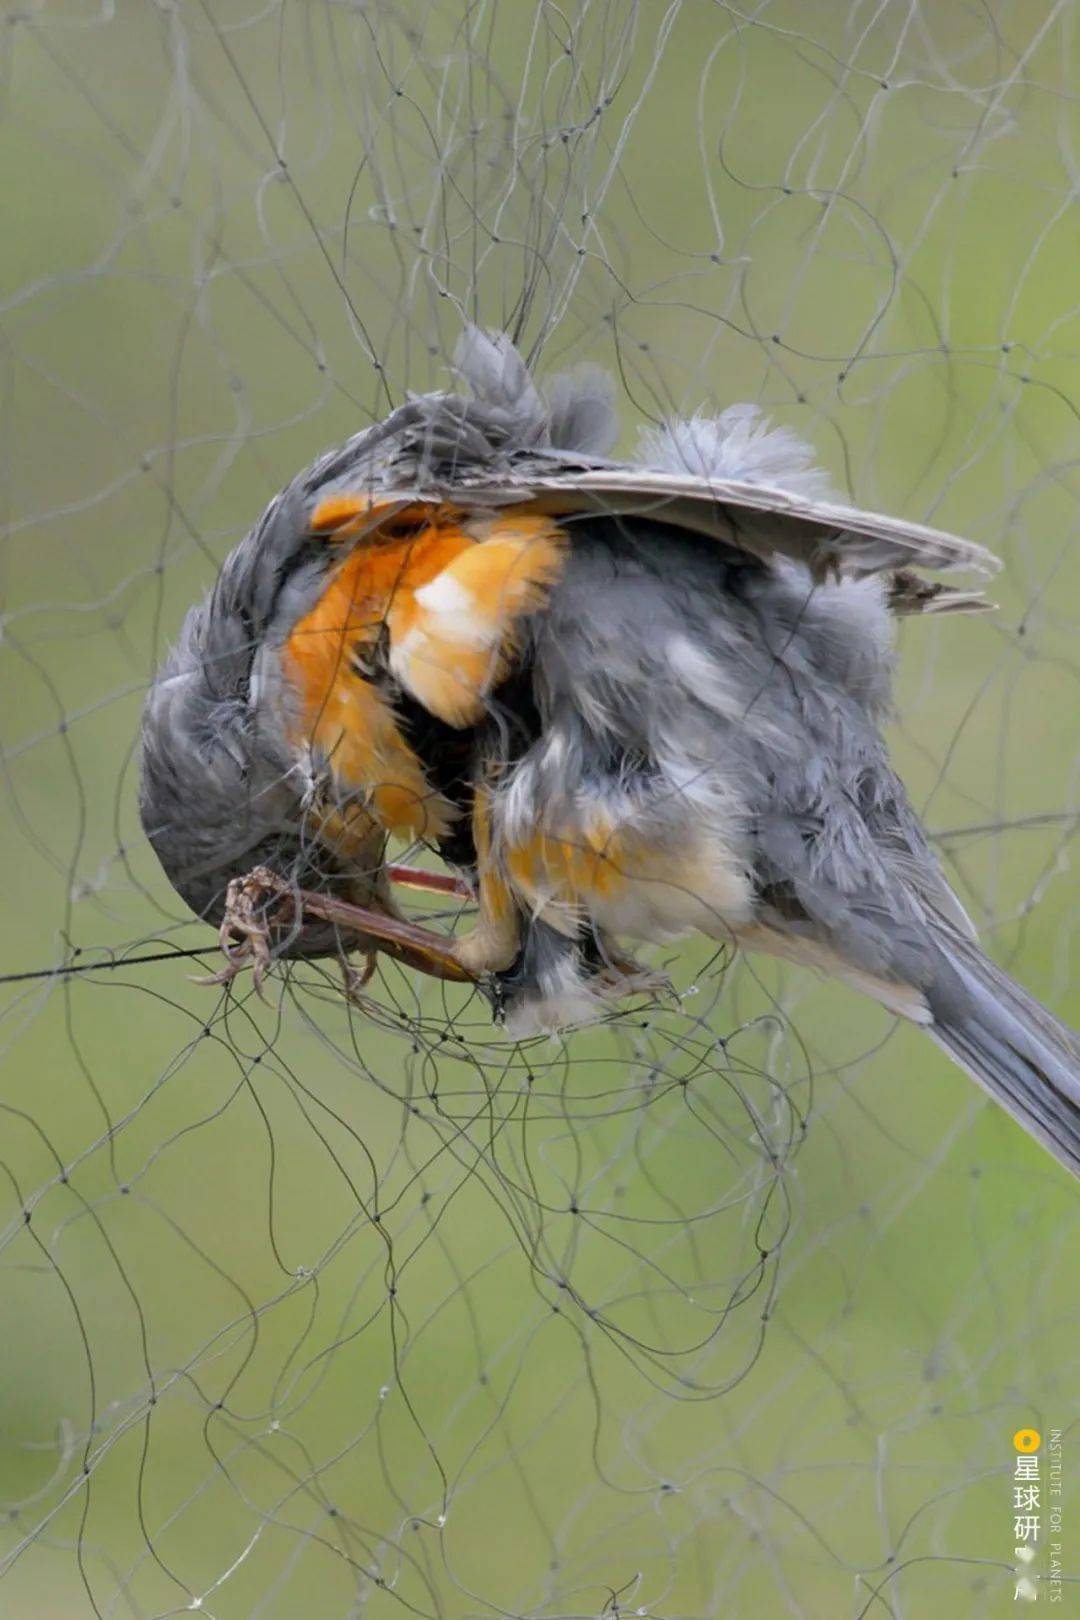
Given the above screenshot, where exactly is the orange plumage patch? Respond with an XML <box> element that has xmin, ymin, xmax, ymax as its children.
<box><xmin>388</xmin><ymin>515</ymin><xmax>567</xmax><ymax>725</ymax></box>
<box><xmin>309</xmin><ymin>493</ymin><xmax>440</xmax><ymax>541</ymax></box>
<box><xmin>283</xmin><ymin>513</ymin><xmax>465</xmax><ymax>841</ymax></box>
<box><xmin>505</xmin><ymin>818</ymin><xmax>628</xmax><ymax>932</ymax></box>
<box><xmin>283</xmin><ymin>501</ymin><xmax>567</xmax><ymax>848</ymax></box>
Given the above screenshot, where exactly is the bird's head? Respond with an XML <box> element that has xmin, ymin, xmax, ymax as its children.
<box><xmin>138</xmin><ymin>528</ymin><xmax>389</xmax><ymax>953</ymax></box>
<box><xmin>139</xmin><ymin>325</ymin><xmax>620</xmax><ymax>959</ymax></box>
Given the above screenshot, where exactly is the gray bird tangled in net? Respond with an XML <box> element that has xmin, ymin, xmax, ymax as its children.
<box><xmin>4</xmin><ymin>5</ymin><xmax>1078</xmax><ymax>1616</ymax></box>
<box><xmin>140</xmin><ymin>327</ymin><xmax>1080</xmax><ymax>1175</ymax></box>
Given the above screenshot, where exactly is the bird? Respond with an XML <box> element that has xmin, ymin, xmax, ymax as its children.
<box><xmin>139</xmin><ymin>326</ymin><xmax>1080</xmax><ymax>1176</ymax></box>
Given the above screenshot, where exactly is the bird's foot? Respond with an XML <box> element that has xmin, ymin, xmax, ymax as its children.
<box><xmin>198</xmin><ymin>864</ymin><xmax>478</xmax><ymax>998</ymax></box>
<box><xmin>201</xmin><ymin>865</ymin><xmax>292</xmax><ymax>998</ymax></box>
<box><xmin>597</xmin><ymin>961</ymin><xmax>673</xmax><ymax>1001</ymax></box>
<box><xmin>589</xmin><ymin>943</ymin><xmax>672</xmax><ymax>1003</ymax></box>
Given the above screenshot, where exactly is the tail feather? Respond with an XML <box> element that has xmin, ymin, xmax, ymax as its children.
<box><xmin>926</xmin><ymin>932</ymin><xmax>1080</xmax><ymax>1176</ymax></box>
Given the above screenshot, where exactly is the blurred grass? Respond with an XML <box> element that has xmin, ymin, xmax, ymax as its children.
<box><xmin>1</xmin><ymin>3</ymin><xmax>1079</xmax><ymax>1616</ymax></box>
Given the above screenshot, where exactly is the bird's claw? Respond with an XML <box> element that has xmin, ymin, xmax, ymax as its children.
<box><xmin>196</xmin><ymin>864</ymin><xmax>477</xmax><ymax>999</ymax></box>
<box><xmin>341</xmin><ymin>951</ymin><xmax>378</xmax><ymax>1003</ymax></box>
<box><xmin>196</xmin><ymin>866</ymin><xmax>295</xmax><ymax>999</ymax></box>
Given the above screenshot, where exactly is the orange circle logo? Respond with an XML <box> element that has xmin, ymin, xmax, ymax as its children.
<box><xmin>1013</xmin><ymin>1428</ymin><xmax>1041</xmax><ymax>1453</ymax></box>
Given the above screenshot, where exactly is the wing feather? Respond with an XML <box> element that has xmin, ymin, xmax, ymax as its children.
<box><xmin>316</xmin><ymin>465</ymin><xmax>997</xmax><ymax>615</ymax></box>
<box><xmin>446</xmin><ymin>466</ymin><xmax>997</xmax><ymax>582</ymax></box>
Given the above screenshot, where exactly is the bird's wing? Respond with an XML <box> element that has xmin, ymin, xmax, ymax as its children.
<box><xmin>428</xmin><ymin>464</ymin><xmax>998</xmax><ymax>611</ymax></box>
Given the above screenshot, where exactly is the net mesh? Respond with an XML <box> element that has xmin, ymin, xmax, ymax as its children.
<box><xmin>2</xmin><ymin>2</ymin><xmax>1078</xmax><ymax>1615</ymax></box>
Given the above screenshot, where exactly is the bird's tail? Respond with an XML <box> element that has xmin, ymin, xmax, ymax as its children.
<box><xmin>926</xmin><ymin>930</ymin><xmax>1080</xmax><ymax>1176</ymax></box>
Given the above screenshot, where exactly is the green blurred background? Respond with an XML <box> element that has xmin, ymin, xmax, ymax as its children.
<box><xmin>2</xmin><ymin>2</ymin><xmax>1078</xmax><ymax>1615</ymax></box>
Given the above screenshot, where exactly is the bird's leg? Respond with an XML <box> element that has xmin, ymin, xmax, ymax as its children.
<box><xmin>201</xmin><ymin>865</ymin><xmax>478</xmax><ymax>995</ymax></box>
<box><xmin>385</xmin><ymin>863</ymin><xmax>471</xmax><ymax>898</ymax></box>
<box><xmin>300</xmin><ymin>886</ymin><xmax>477</xmax><ymax>981</ymax></box>
<box><xmin>337</xmin><ymin>866</ymin><xmax>471</xmax><ymax>1004</ymax></box>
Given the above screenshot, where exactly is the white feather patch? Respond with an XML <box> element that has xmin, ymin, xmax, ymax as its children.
<box><xmin>412</xmin><ymin>571</ymin><xmax>500</xmax><ymax>649</ymax></box>
<box><xmin>414</xmin><ymin>573</ymin><xmax>474</xmax><ymax>615</ymax></box>
<box><xmin>502</xmin><ymin>953</ymin><xmax>610</xmax><ymax>1038</ymax></box>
